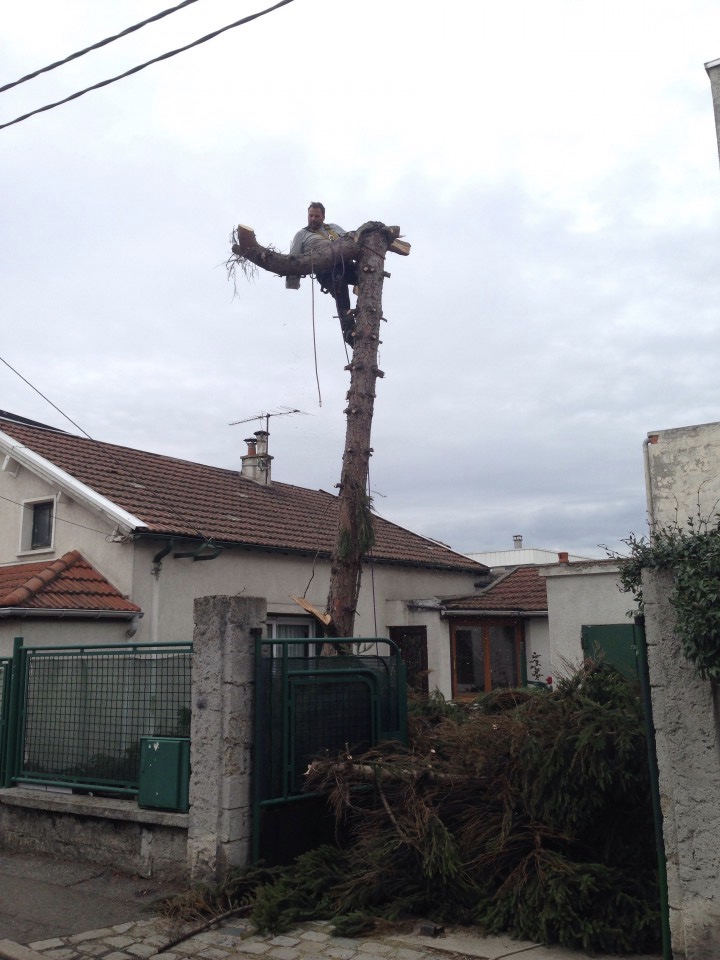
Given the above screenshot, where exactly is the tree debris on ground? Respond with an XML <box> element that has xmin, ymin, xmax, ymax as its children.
<box><xmin>163</xmin><ymin>662</ymin><xmax>660</xmax><ymax>954</ymax></box>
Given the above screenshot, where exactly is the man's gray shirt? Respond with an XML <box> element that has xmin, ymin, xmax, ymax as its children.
<box><xmin>286</xmin><ymin>223</ymin><xmax>347</xmax><ymax>289</ymax></box>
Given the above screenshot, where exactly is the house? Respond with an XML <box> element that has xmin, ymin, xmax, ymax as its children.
<box><xmin>539</xmin><ymin>558</ymin><xmax>635</xmax><ymax>671</ymax></box>
<box><xmin>465</xmin><ymin>534</ymin><xmax>590</xmax><ymax>569</ymax></box>
<box><xmin>0</xmin><ymin>410</ymin><xmax>491</xmax><ymax>696</ymax></box>
<box><xmin>440</xmin><ymin>565</ymin><xmax>550</xmax><ymax>695</ymax></box>
<box><xmin>0</xmin><ymin>549</ymin><xmax>141</xmax><ymax>645</ymax></box>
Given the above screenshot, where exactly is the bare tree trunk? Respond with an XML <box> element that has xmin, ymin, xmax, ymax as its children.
<box><xmin>229</xmin><ymin>221</ymin><xmax>407</xmax><ymax>642</ymax></box>
<box><xmin>324</xmin><ymin>223</ymin><xmax>393</xmax><ymax>642</ymax></box>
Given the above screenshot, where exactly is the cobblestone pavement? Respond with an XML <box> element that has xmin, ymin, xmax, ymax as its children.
<box><xmin>0</xmin><ymin>916</ymin><xmax>663</xmax><ymax>960</ymax></box>
<box><xmin>7</xmin><ymin>917</ymin><xmax>497</xmax><ymax>960</ymax></box>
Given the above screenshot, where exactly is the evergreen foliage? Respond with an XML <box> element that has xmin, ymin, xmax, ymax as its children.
<box><xmin>167</xmin><ymin>663</ymin><xmax>659</xmax><ymax>953</ymax></box>
<box><xmin>614</xmin><ymin>516</ymin><xmax>720</xmax><ymax>679</ymax></box>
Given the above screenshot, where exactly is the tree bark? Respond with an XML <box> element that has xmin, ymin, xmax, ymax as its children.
<box><xmin>229</xmin><ymin>221</ymin><xmax>405</xmax><ymax>642</ymax></box>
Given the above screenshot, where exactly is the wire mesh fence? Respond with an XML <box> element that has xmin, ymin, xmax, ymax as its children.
<box><xmin>12</xmin><ymin>643</ymin><xmax>191</xmax><ymax>792</ymax></box>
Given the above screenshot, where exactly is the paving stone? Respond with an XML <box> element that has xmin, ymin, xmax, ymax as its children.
<box><xmin>267</xmin><ymin>949</ymin><xmax>300</xmax><ymax>960</ymax></box>
<box><xmin>298</xmin><ymin>931</ymin><xmax>330</xmax><ymax>944</ymax></box>
<box><xmin>74</xmin><ymin>945</ymin><xmax>107</xmax><ymax>957</ymax></box>
<box><xmin>43</xmin><ymin>950</ymin><xmax>79</xmax><ymax>960</ymax></box>
<box><xmin>102</xmin><ymin>953</ymin><xmax>135</xmax><ymax>960</ymax></box>
<box><xmin>227</xmin><ymin>944</ymin><xmax>271</xmax><ymax>956</ymax></box>
<box><xmin>111</xmin><ymin>926</ymin><xmax>136</xmax><ymax>936</ymax></box>
<box><xmin>267</xmin><ymin>939</ymin><xmax>300</xmax><ymax>949</ymax></box>
<box><xmin>104</xmin><ymin>940</ymin><xmax>137</xmax><ymax>950</ymax></box>
<box><xmin>127</xmin><ymin>946</ymin><xmax>160</xmax><ymax>958</ymax></box>
<box><xmin>354</xmin><ymin>954</ymin><xmax>397</xmax><ymax>960</ymax></box>
<box><xmin>325</xmin><ymin>949</ymin><xmax>356</xmax><ymax>960</ymax></box>
<box><xmin>67</xmin><ymin>931</ymin><xmax>116</xmax><ymax>945</ymax></box>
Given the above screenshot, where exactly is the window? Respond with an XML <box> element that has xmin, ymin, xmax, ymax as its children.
<box><xmin>20</xmin><ymin>498</ymin><xmax>55</xmax><ymax>553</ymax></box>
<box><xmin>265</xmin><ymin>617</ymin><xmax>322</xmax><ymax>658</ymax></box>
<box><xmin>451</xmin><ymin>618</ymin><xmax>523</xmax><ymax>697</ymax></box>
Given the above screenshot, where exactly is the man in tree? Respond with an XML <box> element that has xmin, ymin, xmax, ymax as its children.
<box><xmin>286</xmin><ymin>202</ymin><xmax>358</xmax><ymax>345</ymax></box>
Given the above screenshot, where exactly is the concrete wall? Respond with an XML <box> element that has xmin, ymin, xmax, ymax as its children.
<box><xmin>0</xmin><ymin>619</ymin><xmax>133</xmax><ymax>657</ymax></box>
<box><xmin>187</xmin><ymin>595</ymin><xmax>262</xmax><ymax>881</ymax></box>
<box><xmin>0</xmin><ymin>594</ymin><xmax>263</xmax><ymax>883</ymax></box>
<box><xmin>644</xmin><ymin>422</ymin><xmax>720</xmax><ymax>531</ymax></box>
<box><xmin>541</xmin><ymin>561</ymin><xmax>634</xmax><ymax>678</ymax></box>
<box><xmin>643</xmin><ymin>569</ymin><xmax>720</xmax><ymax>959</ymax></box>
<box><xmin>0</xmin><ymin>789</ymin><xmax>187</xmax><ymax>881</ymax></box>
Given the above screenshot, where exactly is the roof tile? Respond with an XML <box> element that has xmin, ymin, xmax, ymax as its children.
<box><xmin>0</xmin><ymin>416</ymin><xmax>484</xmax><ymax>574</ymax></box>
<box><xmin>443</xmin><ymin>566</ymin><xmax>548</xmax><ymax>612</ymax></box>
<box><xmin>0</xmin><ymin>550</ymin><xmax>141</xmax><ymax>613</ymax></box>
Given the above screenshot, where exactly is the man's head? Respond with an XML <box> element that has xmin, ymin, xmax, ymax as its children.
<box><xmin>307</xmin><ymin>202</ymin><xmax>325</xmax><ymax>229</ymax></box>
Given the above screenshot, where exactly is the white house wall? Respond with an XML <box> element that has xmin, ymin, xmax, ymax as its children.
<box><xmin>0</xmin><ymin>618</ymin><xmax>132</xmax><ymax>655</ymax></box>
<box><xmin>130</xmin><ymin>538</ymin><xmax>481</xmax><ymax>646</ymax></box>
<box><xmin>541</xmin><ymin>563</ymin><xmax>634</xmax><ymax>678</ymax></box>
<box><xmin>524</xmin><ymin>616</ymin><xmax>550</xmax><ymax>683</ymax></box>
<box><xmin>0</xmin><ymin>461</ymin><xmax>135</xmax><ymax>596</ymax></box>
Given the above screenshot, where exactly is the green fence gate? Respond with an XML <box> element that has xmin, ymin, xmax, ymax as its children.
<box><xmin>253</xmin><ymin>636</ymin><xmax>407</xmax><ymax>861</ymax></box>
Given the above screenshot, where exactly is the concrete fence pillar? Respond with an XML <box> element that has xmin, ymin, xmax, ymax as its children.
<box><xmin>642</xmin><ymin>570</ymin><xmax>720</xmax><ymax>959</ymax></box>
<box><xmin>187</xmin><ymin>595</ymin><xmax>266</xmax><ymax>881</ymax></box>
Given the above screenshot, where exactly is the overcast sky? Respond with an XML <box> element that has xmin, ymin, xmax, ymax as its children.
<box><xmin>2</xmin><ymin>0</ymin><xmax>720</xmax><ymax>559</ymax></box>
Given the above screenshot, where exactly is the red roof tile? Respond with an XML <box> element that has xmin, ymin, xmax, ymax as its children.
<box><xmin>442</xmin><ymin>566</ymin><xmax>548</xmax><ymax>612</ymax></box>
<box><xmin>0</xmin><ymin>550</ymin><xmax>141</xmax><ymax>613</ymax></box>
<box><xmin>0</xmin><ymin>416</ymin><xmax>484</xmax><ymax>574</ymax></box>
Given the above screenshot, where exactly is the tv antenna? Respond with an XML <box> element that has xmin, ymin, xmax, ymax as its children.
<box><xmin>229</xmin><ymin>406</ymin><xmax>308</xmax><ymax>434</ymax></box>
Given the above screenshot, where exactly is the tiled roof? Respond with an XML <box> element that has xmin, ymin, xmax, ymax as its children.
<box><xmin>0</xmin><ymin>550</ymin><xmax>141</xmax><ymax>613</ymax></box>
<box><xmin>0</xmin><ymin>416</ymin><xmax>484</xmax><ymax>573</ymax></box>
<box><xmin>442</xmin><ymin>566</ymin><xmax>548</xmax><ymax>612</ymax></box>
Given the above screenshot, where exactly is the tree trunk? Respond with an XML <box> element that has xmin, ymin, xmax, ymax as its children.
<box><xmin>229</xmin><ymin>221</ymin><xmax>406</xmax><ymax>642</ymax></box>
<box><xmin>324</xmin><ymin>223</ymin><xmax>393</xmax><ymax>641</ymax></box>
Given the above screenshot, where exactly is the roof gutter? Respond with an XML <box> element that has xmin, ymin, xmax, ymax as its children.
<box><xmin>440</xmin><ymin>608</ymin><xmax>547</xmax><ymax>619</ymax></box>
<box><xmin>0</xmin><ymin>429</ymin><xmax>145</xmax><ymax>537</ymax></box>
<box><xmin>0</xmin><ymin>608</ymin><xmax>142</xmax><ymax>620</ymax></box>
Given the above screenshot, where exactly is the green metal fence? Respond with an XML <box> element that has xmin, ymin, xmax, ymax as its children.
<box><xmin>2</xmin><ymin>638</ymin><xmax>192</xmax><ymax>795</ymax></box>
<box><xmin>253</xmin><ymin>636</ymin><xmax>407</xmax><ymax>859</ymax></box>
<box><xmin>0</xmin><ymin>657</ymin><xmax>12</xmax><ymax>785</ymax></box>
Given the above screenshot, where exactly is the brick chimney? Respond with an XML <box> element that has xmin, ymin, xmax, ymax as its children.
<box><xmin>241</xmin><ymin>430</ymin><xmax>273</xmax><ymax>485</ymax></box>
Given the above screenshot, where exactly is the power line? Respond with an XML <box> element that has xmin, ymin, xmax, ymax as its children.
<box><xmin>0</xmin><ymin>492</ymin><xmax>127</xmax><ymax>540</ymax></box>
<box><xmin>0</xmin><ymin>353</ymin><xmax>209</xmax><ymax>541</ymax></box>
<box><xmin>0</xmin><ymin>0</ymin><xmax>295</xmax><ymax>132</ymax></box>
<box><xmin>0</xmin><ymin>0</ymin><xmax>204</xmax><ymax>94</ymax></box>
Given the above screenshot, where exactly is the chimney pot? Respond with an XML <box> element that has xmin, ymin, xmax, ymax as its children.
<box><xmin>244</xmin><ymin>437</ymin><xmax>257</xmax><ymax>455</ymax></box>
<box><xmin>558</xmin><ymin>551</ymin><xmax>569</xmax><ymax>564</ymax></box>
<box><xmin>513</xmin><ymin>534</ymin><xmax>523</xmax><ymax>549</ymax></box>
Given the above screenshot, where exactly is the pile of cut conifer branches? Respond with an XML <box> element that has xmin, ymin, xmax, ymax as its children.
<box><xmin>175</xmin><ymin>664</ymin><xmax>662</xmax><ymax>953</ymax></box>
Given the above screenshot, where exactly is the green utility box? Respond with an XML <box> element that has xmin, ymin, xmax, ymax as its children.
<box><xmin>138</xmin><ymin>737</ymin><xmax>190</xmax><ymax>813</ymax></box>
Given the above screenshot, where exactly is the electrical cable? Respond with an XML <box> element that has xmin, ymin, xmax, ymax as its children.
<box><xmin>0</xmin><ymin>353</ymin><xmax>210</xmax><ymax>541</ymax></box>
<box><xmin>0</xmin><ymin>0</ymin><xmax>204</xmax><ymax>94</ymax></box>
<box><xmin>0</xmin><ymin>492</ymin><xmax>132</xmax><ymax>540</ymax></box>
<box><xmin>0</xmin><ymin>0</ymin><xmax>295</xmax><ymax>132</ymax></box>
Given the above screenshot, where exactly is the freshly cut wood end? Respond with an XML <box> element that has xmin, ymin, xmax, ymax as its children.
<box><xmin>290</xmin><ymin>594</ymin><xmax>332</xmax><ymax>626</ymax></box>
<box><xmin>237</xmin><ymin>223</ymin><xmax>255</xmax><ymax>234</ymax></box>
<box><xmin>389</xmin><ymin>238</ymin><xmax>411</xmax><ymax>256</ymax></box>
